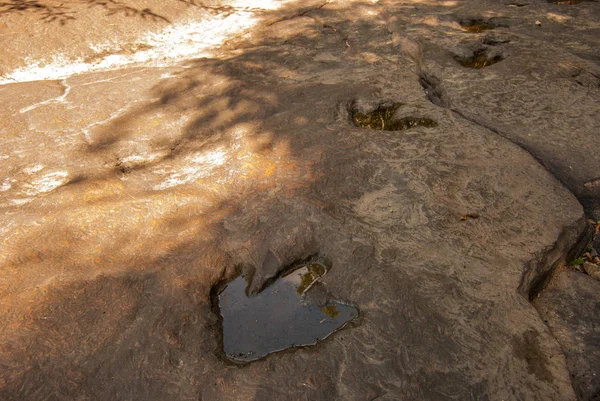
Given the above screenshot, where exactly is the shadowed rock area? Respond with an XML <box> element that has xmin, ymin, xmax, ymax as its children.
<box><xmin>535</xmin><ymin>270</ymin><xmax>600</xmax><ymax>401</ymax></box>
<box><xmin>0</xmin><ymin>0</ymin><xmax>599</xmax><ymax>400</ymax></box>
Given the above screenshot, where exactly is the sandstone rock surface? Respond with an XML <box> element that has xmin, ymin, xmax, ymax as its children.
<box><xmin>0</xmin><ymin>0</ymin><xmax>598</xmax><ymax>400</ymax></box>
<box><xmin>535</xmin><ymin>270</ymin><xmax>600</xmax><ymax>401</ymax></box>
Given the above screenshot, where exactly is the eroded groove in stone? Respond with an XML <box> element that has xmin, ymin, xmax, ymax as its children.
<box><xmin>351</xmin><ymin>102</ymin><xmax>438</xmax><ymax>131</ymax></box>
<box><xmin>419</xmin><ymin>73</ymin><xmax>449</xmax><ymax>107</ymax></box>
<box><xmin>414</xmin><ymin>70</ymin><xmax>593</xmax><ymax>301</ymax></box>
<box><xmin>520</xmin><ymin>218</ymin><xmax>592</xmax><ymax>300</ymax></box>
<box><xmin>214</xmin><ymin>262</ymin><xmax>358</xmax><ymax>363</ymax></box>
<box><xmin>534</xmin><ymin>270</ymin><xmax>600</xmax><ymax>400</ymax></box>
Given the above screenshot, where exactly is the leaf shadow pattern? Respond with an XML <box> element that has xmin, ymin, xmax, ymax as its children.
<box><xmin>0</xmin><ymin>0</ymin><xmax>270</xmax><ymax>25</ymax></box>
<box><xmin>0</xmin><ymin>0</ymin><xmax>553</xmax><ymax>400</ymax></box>
<box><xmin>0</xmin><ymin>0</ymin><xmax>171</xmax><ymax>24</ymax></box>
<box><xmin>0</xmin><ymin>0</ymin><xmax>76</xmax><ymax>24</ymax></box>
<box><xmin>84</xmin><ymin>0</ymin><xmax>169</xmax><ymax>22</ymax></box>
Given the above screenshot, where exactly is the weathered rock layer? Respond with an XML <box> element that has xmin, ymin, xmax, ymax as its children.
<box><xmin>1</xmin><ymin>1</ymin><xmax>598</xmax><ymax>400</ymax></box>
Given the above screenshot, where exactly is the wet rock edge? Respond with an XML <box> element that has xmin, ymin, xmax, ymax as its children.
<box><xmin>522</xmin><ymin>216</ymin><xmax>593</xmax><ymax>300</ymax></box>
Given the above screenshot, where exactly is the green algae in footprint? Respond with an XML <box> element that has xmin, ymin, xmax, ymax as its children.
<box><xmin>455</xmin><ymin>49</ymin><xmax>504</xmax><ymax>69</ymax></box>
<box><xmin>351</xmin><ymin>103</ymin><xmax>438</xmax><ymax>131</ymax></box>
<box><xmin>216</xmin><ymin>262</ymin><xmax>358</xmax><ymax>363</ymax></box>
<box><xmin>297</xmin><ymin>263</ymin><xmax>326</xmax><ymax>294</ymax></box>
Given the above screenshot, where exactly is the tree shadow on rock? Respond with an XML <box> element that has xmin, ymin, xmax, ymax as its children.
<box><xmin>0</xmin><ymin>1</ymin><xmax>490</xmax><ymax>400</ymax></box>
<box><xmin>0</xmin><ymin>0</ymin><xmax>76</xmax><ymax>24</ymax></box>
<box><xmin>0</xmin><ymin>0</ymin><xmax>244</xmax><ymax>24</ymax></box>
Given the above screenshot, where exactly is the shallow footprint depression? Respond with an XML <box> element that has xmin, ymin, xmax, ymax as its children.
<box><xmin>459</xmin><ymin>19</ymin><xmax>498</xmax><ymax>33</ymax></box>
<box><xmin>351</xmin><ymin>103</ymin><xmax>438</xmax><ymax>131</ymax></box>
<box><xmin>455</xmin><ymin>49</ymin><xmax>505</xmax><ymax>69</ymax></box>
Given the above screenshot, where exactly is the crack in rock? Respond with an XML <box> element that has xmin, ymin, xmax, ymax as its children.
<box><xmin>418</xmin><ymin>71</ymin><xmax>593</xmax><ymax>300</ymax></box>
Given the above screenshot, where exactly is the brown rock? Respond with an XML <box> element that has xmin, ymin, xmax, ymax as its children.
<box><xmin>583</xmin><ymin>262</ymin><xmax>600</xmax><ymax>281</ymax></box>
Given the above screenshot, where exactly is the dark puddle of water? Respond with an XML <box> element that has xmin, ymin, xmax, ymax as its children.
<box><xmin>460</xmin><ymin>19</ymin><xmax>498</xmax><ymax>33</ymax></box>
<box><xmin>455</xmin><ymin>49</ymin><xmax>504</xmax><ymax>69</ymax></box>
<box><xmin>215</xmin><ymin>262</ymin><xmax>358</xmax><ymax>363</ymax></box>
<box><xmin>351</xmin><ymin>103</ymin><xmax>438</xmax><ymax>131</ymax></box>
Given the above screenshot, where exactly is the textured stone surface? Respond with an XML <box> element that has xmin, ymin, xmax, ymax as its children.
<box><xmin>383</xmin><ymin>0</ymin><xmax>600</xmax><ymax>217</ymax></box>
<box><xmin>0</xmin><ymin>0</ymin><xmax>598</xmax><ymax>400</ymax></box>
<box><xmin>535</xmin><ymin>270</ymin><xmax>600</xmax><ymax>401</ymax></box>
<box><xmin>583</xmin><ymin>262</ymin><xmax>600</xmax><ymax>281</ymax></box>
